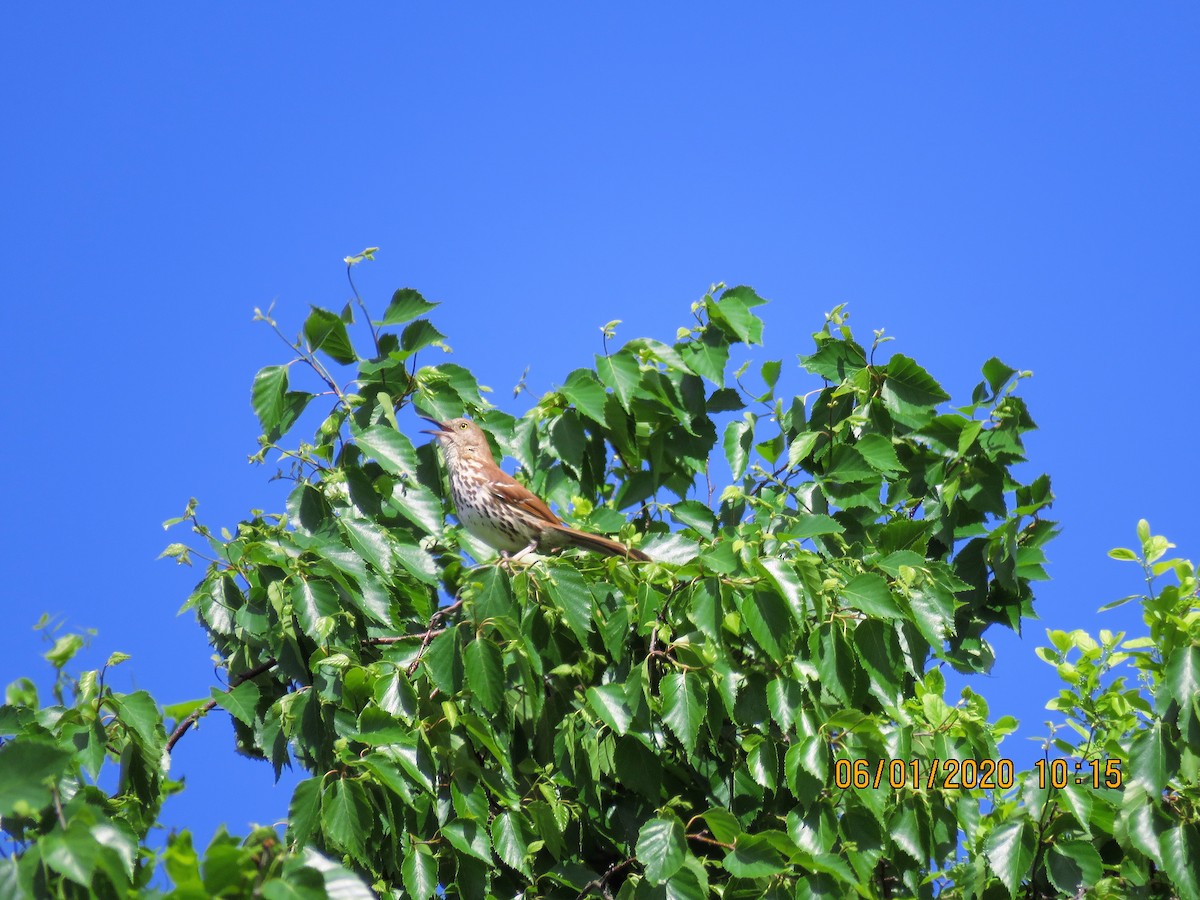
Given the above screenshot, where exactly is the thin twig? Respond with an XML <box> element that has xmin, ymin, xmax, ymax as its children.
<box><xmin>367</xmin><ymin>629</ymin><xmax>445</xmax><ymax>646</ymax></box>
<box><xmin>575</xmin><ymin>856</ymin><xmax>635</xmax><ymax>899</ymax></box>
<box><xmin>686</xmin><ymin>831</ymin><xmax>734</xmax><ymax>850</ymax></box>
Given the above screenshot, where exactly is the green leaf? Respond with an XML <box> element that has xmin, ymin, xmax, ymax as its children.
<box><xmin>108</xmin><ymin>690</ymin><xmax>164</xmax><ymax>753</ymax></box>
<box><xmin>339</xmin><ymin>517</ymin><xmax>393</xmax><ymax>575</ymax></box>
<box><xmin>1124</xmin><ymin>797</ymin><xmax>1168</xmax><ymax>867</ymax></box>
<box><xmin>700</xmin><ymin>808</ymin><xmax>743</xmax><ymax>845</ymax></box>
<box><xmin>381</xmin><ymin>288</ymin><xmax>439</xmax><ymax>326</ymax></box>
<box><xmin>907</xmin><ymin>584</ymin><xmax>956</xmax><ymax>646</ymax></box>
<box><xmin>983</xmin><ymin>819</ymin><xmax>1035</xmax><ymax>897</ymax></box>
<box><xmin>662</xmin><ymin>672</ymin><xmax>706</xmax><ymax>756</ymax></box>
<box><xmin>636</xmin><ymin>816</ymin><xmax>686</xmax><ymax>885</ymax></box>
<box><xmin>1046</xmin><ymin>841</ymin><xmax>1102</xmax><ymax>895</ymax></box>
<box><xmin>441</xmin><ymin>819</ymin><xmax>493</xmax><ymax>863</ymax></box>
<box><xmin>43</xmin><ymin>634</ymin><xmax>84</xmax><ymax>668</ymax></box>
<box><xmin>400</xmin><ymin>319</ymin><xmax>447</xmax><ymax>354</ymax></box>
<box><xmin>464</xmin><ymin>637</ymin><xmax>504</xmax><ymax>715</ymax></box>
<box><xmin>286</xmin><ymin>778</ymin><xmax>323</xmax><ymax>848</ymax></box>
<box><xmin>670</xmin><ymin>500</ymin><xmax>717</xmax><ymax>536</ymax></box>
<box><xmin>881</xmin><ymin>354</ymin><xmax>947</xmax><ymax>425</ymax></box>
<box><xmin>292</xmin><ymin>580</ymin><xmax>340</xmax><ymax>640</ymax></box>
<box><xmin>710</xmin><ymin>285</ymin><xmax>767</xmax><ymax>344</ymax></box>
<box><xmin>547</xmin><ymin>566</ymin><xmax>593</xmax><ymax>642</ymax></box>
<box><xmin>743</xmin><ymin>590</ymin><xmax>788</xmax><ymax>663</ymax></box>
<box><xmin>354</xmin><ymin>424</ymin><xmax>418</xmax><ymax>476</ymax></box>
<box><xmin>492</xmin><ymin>812</ymin><xmax>531</xmax><ymax>877</ymax></box>
<box><xmin>679</xmin><ymin>328</ymin><xmax>730</xmax><ymax>386</ymax></box>
<box><xmin>723</xmin><ymin>417</ymin><xmax>754</xmax><ymax>481</ymax></box>
<box><xmin>1129</xmin><ymin>721</ymin><xmax>1174</xmax><ymax>796</ymax></box>
<box><xmin>1107</xmin><ymin>547</ymin><xmax>1139</xmax><ymax>562</ymax></box>
<box><xmin>1157</xmin><ymin>645</ymin><xmax>1200</xmax><ymax>720</ymax></box>
<box><xmin>251</xmin><ymin>365</ymin><xmax>313</xmax><ymax>442</ymax></box>
<box><xmin>401</xmin><ymin>844</ymin><xmax>438</xmax><ymax>899</ymax></box>
<box><xmin>595</xmin><ymin>350</ymin><xmax>641</xmax><ymax>413</ymax></box>
<box><xmin>723</xmin><ymin>834</ymin><xmax>787</xmax><ymax>878</ymax></box>
<box><xmin>1162</xmin><ymin>823</ymin><xmax>1200</xmax><ymax>900</ymax></box>
<box><xmin>758</xmin><ymin>558</ymin><xmax>808</xmax><ymax>623</ymax></box>
<box><xmin>303</xmin><ymin>306</ymin><xmax>357</xmax><ymax>365</ymax></box>
<box><xmin>787</xmin><ymin>431</ymin><xmax>820</xmax><ymax>468</ymax></box>
<box><xmin>321</xmin><ymin>779</ymin><xmax>371</xmax><ymax>858</ymax></box>
<box><xmin>586</xmin><ymin>683</ymin><xmax>633</xmax><ymax>735</ymax></box>
<box><xmin>560</xmin><ymin>368</ymin><xmax>609</xmax><ymax>426</ymax></box>
<box><xmin>854</xmin><ymin>434</ymin><xmax>902</xmax><ymax>475</ymax></box>
<box><xmin>211</xmin><ymin>680</ymin><xmax>261</xmax><ymax>727</ymax></box>
<box><xmin>761</xmin><ymin>359</ymin><xmax>782</xmax><ymax>390</ymax></box>
<box><xmin>782</xmin><ymin>514</ymin><xmax>844</xmax><ymax>542</ymax></box>
<box><xmin>981</xmin><ymin>357</ymin><xmax>1017</xmax><ymax>395</ymax></box>
<box><xmin>41</xmin><ymin>820</ymin><xmax>100</xmax><ymax>887</ymax></box>
<box><xmin>841</xmin><ymin>573</ymin><xmax>901</xmax><ymax>619</ymax></box>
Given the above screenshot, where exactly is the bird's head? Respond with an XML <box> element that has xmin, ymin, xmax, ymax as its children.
<box><xmin>420</xmin><ymin>416</ymin><xmax>490</xmax><ymax>460</ymax></box>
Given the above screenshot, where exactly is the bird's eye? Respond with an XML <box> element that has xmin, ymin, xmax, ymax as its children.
<box><xmin>459</xmin><ymin>423</ymin><xmax>467</xmax><ymax>429</ymax></box>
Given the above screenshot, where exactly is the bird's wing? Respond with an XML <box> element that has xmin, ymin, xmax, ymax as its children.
<box><xmin>487</xmin><ymin>476</ymin><xmax>563</xmax><ymax>526</ymax></box>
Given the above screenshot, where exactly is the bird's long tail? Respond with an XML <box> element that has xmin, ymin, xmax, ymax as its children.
<box><xmin>556</xmin><ymin>525</ymin><xmax>651</xmax><ymax>561</ymax></box>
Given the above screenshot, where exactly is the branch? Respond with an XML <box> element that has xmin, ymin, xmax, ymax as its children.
<box><xmin>166</xmin><ymin>657</ymin><xmax>278</xmax><ymax>754</ymax></box>
<box><xmin>575</xmin><ymin>856</ymin><xmax>634</xmax><ymax>899</ymax></box>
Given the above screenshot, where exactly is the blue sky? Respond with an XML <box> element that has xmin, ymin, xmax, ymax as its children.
<box><xmin>2</xmin><ymin>6</ymin><xmax>1197</xmax><ymax>852</ymax></box>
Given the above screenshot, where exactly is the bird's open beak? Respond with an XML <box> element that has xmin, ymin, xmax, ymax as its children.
<box><xmin>419</xmin><ymin>416</ymin><xmax>450</xmax><ymax>436</ymax></box>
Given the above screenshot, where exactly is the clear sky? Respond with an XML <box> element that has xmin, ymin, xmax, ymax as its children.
<box><xmin>2</xmin><ymin>6</ymin><xmax>1196</xmax><ymax>853</ymax></box>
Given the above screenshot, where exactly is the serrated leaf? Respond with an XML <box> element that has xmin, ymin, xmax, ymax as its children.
<box><xmin>251</xmin><ymin>365</ymin><xmax>315</xmax><ymax>442</ymax></box>
<box><xmin>492</xmin><ymin>812</ymin><xmax>531</xmax><ymax>877</ymax></box>
<box><xmin>787</xmin><ymin>431</ymin><xmax>820</xmax><ymax>468</ymax></box>
<box><xmin>400</xmin><ymin>319</ymin><xmax>447</xmax><ymax>354</ymax></box>
<box><xmin>636</xmin><ymin>816</ymin><xmax>685</xmax><ymax>885</ymax></box>
<box><xmin>382</xmin><ymin>288</ymin><xmax>439</xmax><ymax>326</ymax></box>
<box><xmin>303</xmin><ymin>306</ymin><xmax>357</xmax><ymax>365</ymax></box>
<box><xmin>854</xmin><ymin>434</ymin><xmax>902</xmax><ymax>474</ymax></box>
<box><xmin>710</xmin><ymin>285</ymin><xmax>766</xmax><ymax>344</ymax></box>
<box><xmin>662</xmin><ymin>672</ymin><xmax>706</xmax><ymax>756</ymax></box>
<box><xmin>723</xmin><ymin>418</ymin><xmax>753</xmax><ymax>481</ymax></box>
<box><xmin>339</xmin><ymin>517</ymin><xmax>393</xmax><ymax>575</ymax></box>
<box><xmin>401</xmin><ymin>845</ymin><xmax>438</xmax><ymax>899</ymax></box>
<box><xmin>321</xmin><ymin>779</ymin><xmax>371</xmax><ymax>858</ymax></box>
<box><xmin>723</xmin><ymin>834</ymin><xmax>786</xmax><ymax>878</ymax></box>
<box><xmin>782</xmin><ymin>514</ymin><xmax>844</xmax><ymax>542</ymax></box>
<box><xmin>595</xmin><ymin>350</ymin><xmax>641</xmax><ymax>413</ymax></box>
<box><xmin>286</xmin><ymin>778</ymin><xmax>323</xmax><ymax>848</ymax></box>
<box><xmin>1162</xmin><ymin>823</ymin><xmax>1200</xmax><ymax>900</ymax></box>
<box><xmin>560</xmin><ymin>368</ymin><xmax>609</xmax><ymax>426</ymax></box>
<box><xmin>841</xmin><ymin>573</ymin><xmax>901</xmax><ymax>619</ymax></box>
<box><xmin>983</xmin><ymin>820</ymin><xmax>1035</xmax><ymax>897</ymax></box>
<box><xmin>547</xmin><ymin>567</ymin><xmax>593</xmax><ymax>642</ymax></box>
<box><xmin>441</xmin><ymin>819</ymin><xmax>493</xmax><ymax>863</ymax></box>
<box><xmin>464</xmin><ymin>638</ymin><xmax>504</xmax><ymax>715</ymax></box>
<box><xmin>586</xmin><ymin>683</ymin><xmax>633</xmax><ymax>735</ymax></box>
<box><xmin>1046</xmin><ymin>840</ymin><xmax>1102</xmax><ymax>895</ymax></box>
<box><xmin>211</xmin><ymin>680</ymin><xmax>261</xmax><ymax>727</ymax></box>
<box><xmin>670</xmin><ymin>500</ymin><xmax>717</xmax><ymax>536</ymax></box>
<box><xmin>292</xmin><ymin>580</ymin><xmax>340</xmax><ymax>641</ymax></box>
<box><xmin>758</xmin><ymin>558</ymin><xmax>808</xmax><ymax>623</ymax></box>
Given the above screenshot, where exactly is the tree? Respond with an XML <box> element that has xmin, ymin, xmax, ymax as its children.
<box><xmin>2</xmin><ymin>257</ymin><xmax>1197</xmax><ymax>898</ymax></box>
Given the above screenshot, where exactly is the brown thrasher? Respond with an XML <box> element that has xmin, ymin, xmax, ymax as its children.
<box><xmin>422</xmin><ymin>416</ymin><xmax>650</xmax><ymax>562</ymax></box>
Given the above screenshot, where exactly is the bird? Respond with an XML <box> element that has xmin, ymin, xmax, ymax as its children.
<box><xmin>421</xmin><ymin>416</ymin><xmax>651</xmax><ymax>562</ymax></box>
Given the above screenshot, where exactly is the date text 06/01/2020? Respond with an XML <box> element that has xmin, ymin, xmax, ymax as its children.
<box><xmin>832</xmin><ymin>758</ymin><xmax>1123</xmax><ymax>792</ymax></box>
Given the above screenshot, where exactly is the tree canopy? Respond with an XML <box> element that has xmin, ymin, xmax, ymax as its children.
<box><xmin>3</xmin><ymin>260</ymin><xmax>1198</xmax><ymax>899</ymax></box>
